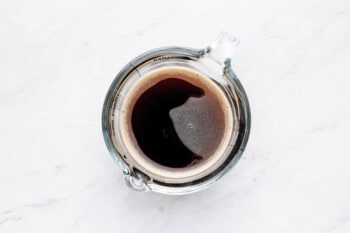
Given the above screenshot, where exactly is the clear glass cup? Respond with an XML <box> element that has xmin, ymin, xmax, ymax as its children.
<box><xmin>102</xmin><ymin>32</ymin><xmax>251</xmax><ymax>194</ymax></box>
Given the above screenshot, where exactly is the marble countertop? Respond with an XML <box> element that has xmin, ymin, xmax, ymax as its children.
<box><xmin>1</xmin><ymin>0</ymin><xmax>349</xmax><ymax>232</ymax></box>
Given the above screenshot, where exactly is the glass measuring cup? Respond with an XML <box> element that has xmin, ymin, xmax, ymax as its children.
<box><xmin>102</xmin><ymin>32</ymin><xmax>251</xmax><ymax>194</ymax></box>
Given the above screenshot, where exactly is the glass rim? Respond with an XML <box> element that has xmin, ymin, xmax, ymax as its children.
<box><xmin>102</xmin><ymin>46</ymin><xmax>251</xmax><ymax>194</ymax></box>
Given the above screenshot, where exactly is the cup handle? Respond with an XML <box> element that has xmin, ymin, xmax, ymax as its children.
<box><xmin>205</xmin><ymin>32</ymin><xmax>240</xmax><ymax>68</ymax></box>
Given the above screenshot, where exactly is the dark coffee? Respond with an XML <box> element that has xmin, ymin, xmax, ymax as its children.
<box><xmin>127</xmin><ymin>69</ymin><xmax>227</xmax><ymax>168</ymax></box>
<box><xmin>132</xmin><ymin>78</ymin><xmax>204</xmax><ymax>167</ymax></box>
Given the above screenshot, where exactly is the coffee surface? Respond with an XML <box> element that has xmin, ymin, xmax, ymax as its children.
<box><xmin>131</xmin><ymin>76</ymin><xmax>226</xmax><ymax>168</ymax></box>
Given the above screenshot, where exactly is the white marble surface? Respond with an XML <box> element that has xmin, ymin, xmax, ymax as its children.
<box><xmin>1</xmin><ymin>0</ymin><xmax>350</xmax><ymax>232</ymax></box>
